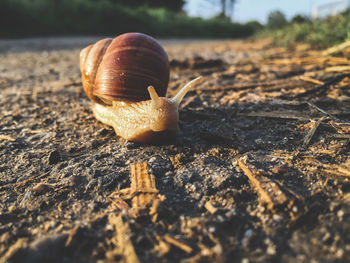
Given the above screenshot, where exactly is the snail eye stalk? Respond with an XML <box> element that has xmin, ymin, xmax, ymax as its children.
<box><xmin>171</xmin><ymin>76</ymin><xmax>203</xmax><ymax>107</ymax></box>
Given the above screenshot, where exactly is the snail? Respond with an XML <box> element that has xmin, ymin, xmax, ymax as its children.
<box><xmin>80</xmin><ymin>32</ymin><xmax>203</xmax><ymax>143</ymax></box>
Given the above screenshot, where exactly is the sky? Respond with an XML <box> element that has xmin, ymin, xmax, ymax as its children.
<box><xmin>184</xmin><ymin>0</ymin><xmax>350</xmax><ymax>23</ymax></box>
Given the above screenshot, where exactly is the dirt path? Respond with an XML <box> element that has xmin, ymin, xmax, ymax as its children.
<box><xmin>1</xmin><ymin>37</ymin><xmax>350</xmax><ymax>262</ymax></box>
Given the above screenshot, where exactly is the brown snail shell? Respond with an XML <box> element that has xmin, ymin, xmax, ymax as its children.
<box><xmin>80</xmin><ymin>32</ymin><xmax>170</xmax><ymax>104</ymax></box>
<box><xmin>79</xmin><ymin>33</ymin><xmax>203</xmax><ymax>143</ymax></box>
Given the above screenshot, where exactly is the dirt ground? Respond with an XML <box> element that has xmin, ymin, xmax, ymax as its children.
<box><xmin>1</xmin><ymin>36</ymin><xmax>350</xmax><ymax>263</ymax></box>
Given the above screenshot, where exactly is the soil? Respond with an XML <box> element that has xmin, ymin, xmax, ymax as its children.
<box><xmin>1</xmin><ymin>37</ymin><xmax>350</xmax><ymax>263</ymax></box>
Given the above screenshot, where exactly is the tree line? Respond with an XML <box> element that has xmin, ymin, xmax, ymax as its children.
<box><xmin>0</xmin><ymin>0</ymin><xmax>258</xmax><ymax>38</ymax></box>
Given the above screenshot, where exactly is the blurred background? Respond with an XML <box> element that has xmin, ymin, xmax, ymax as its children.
<box><xmin>0</xmin><ymin>0</ymin><xmax>350</xmax><ymax>47</ymax></box>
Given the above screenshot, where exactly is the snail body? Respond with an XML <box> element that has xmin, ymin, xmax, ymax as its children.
<box><xmin>80</xmin><ymin>33</ymin><xmax>202</xmax><ymax>143</ymax></box>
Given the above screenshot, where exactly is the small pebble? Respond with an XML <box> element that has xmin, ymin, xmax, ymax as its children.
<box><xmin>337</xmin><ymin>210</ymin><xmax>344</xmax><ymax>219</ymax></box>
<box><xmin>48</xmin><ymin>150</ymin><xmax>61</xmax><ymax>165</ymax></box>
<box><xmin>32</xmin><ymin>183</ymin><xmax>52</xmax><ymax>194</ymax></box>
<box><xmin>271</xmin><ymin>164</ymin><xmax>288</xmax><ymax>175</ymax></box>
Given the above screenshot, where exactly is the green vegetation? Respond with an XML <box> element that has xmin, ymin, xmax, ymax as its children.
<box><xmin>0</xmin><ymin>0</ymin><xmax>257</xmax><ymax>38</ymax></box>
<box><xmin>5</xmin><ymin>0</ymin><xmax>350</xmax><ymax>46</ymax></box>
<box><xmin>258</xmin><ymin>9</ymin><xmax>350</xmax><ymax>48</ymax></box>
<box><xmin>266</xmin><ymin>10</ymin><xmax>288</xmax><ymax>29</ymax></box>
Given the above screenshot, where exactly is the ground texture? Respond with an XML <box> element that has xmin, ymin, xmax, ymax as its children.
<box><xmin>1</xmin><ymin>37</ymin><xmax>350</xmax><ymax>263</ymax></box>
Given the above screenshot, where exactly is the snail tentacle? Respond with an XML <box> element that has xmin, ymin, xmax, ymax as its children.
<box><xmin>148</xmin><ymin>86</ymin><xmax>162</xmax><ymax>108</ymax></box>
<box><xmin>171</xmin><ymin>76</ymin><xmax>203</xmax><ymax>106</ymax></box>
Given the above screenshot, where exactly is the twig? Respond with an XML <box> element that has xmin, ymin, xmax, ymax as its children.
<box><xmin>107</xmin><ymin>214</ymin><xmax>140</xmax><ymax>263</ymax></box>
<box><xmin>238</xmin><ymin>158</ymin><xmax>273</xmax><ymax>209</ymax></box>
<box><xmin>65</xmin><ymin>225</ymin><xmax>80</xmax><ymax>247</ymax></box>
<box><xmin>237</xmin><ymin>157</ymin><xmax>288</xmax><ymax>210</ymax></box>
<box><xmin>331</xmin><ymin>134</ymin><xmax>350</xmax><ymax>139</ymax></box>
<box><xmin>307</xmin><ymin>102</ymin><xmax>347</xmax><ymax>123</ymax></box>
<box><xmin>240</xmin><ymin>111</ymin><xmax>310</xmax><ymax>121</ymax></box>
<box><xmin>294</xmin><ymin>73</ymin><xmax>350</xmax><ymax>98</ymax></box>
<box><xmin>108</xmin><ymin>162</ymin><xmax>162</xmax><ymax>218</ymax></box>
<box><xmin>0</xmin><ymin>134</ymin><xmax>16</xmax><ymax>141</ymax></box>
<box><xmin>325</xmin><ymin>66</ymin><xmax>350</xmax><ymax>72</ymax></box>
<box><xmin>302</xmin><ymin>117</ymin><xmax>327</xmax><ymax>147</ymax></box>
<box><xmin>1</xmin><ymin>238</ymin><xmax>28</xmax><ymax>262</ymax></box>
<box><xmin>130</xmin><ymin>162</ymin><xmax>158</xmax><ymax>210</ymax></box>
<box><xmin>303</xmin><ymin>157</ymin><xmax>350</xmax><ymax>177</ymax></box>
<box><xmin>299</xmin><ymin>76</ymin><xmax>324</xmax><ymax>85</ymax></box>
<box><xmin>323</xmin><ymin>168</ymin><xmax>350</xmax><ymax>177</ymax></box>
<box><xmin>163</xmin><ymin>235</ymin><xmax>193</xmax><ymax>253</ymax></box>
<box><xmin>149</xmin><ymin>196</ymin><xmax>166</xmax><ymax>222</ymax></box>
<box><xmin>323</xmin><ymin>40</ymin><xmax>350</xmax><ymax>56</ymax></box>
<box><xmin>205</xmin><ymin>201</ymin><xmax>218</xmax><ymax>214</ymax></box>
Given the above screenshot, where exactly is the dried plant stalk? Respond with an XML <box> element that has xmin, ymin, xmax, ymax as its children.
<box><xmin>238</xmin><ymin>158</ymin><xmax>288</xmax><ymax>210</ymax></box>
<box><xmin>130</xmin><ymin>162</ymin><xmax>158</xmax><ymax>210</ymax></box>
